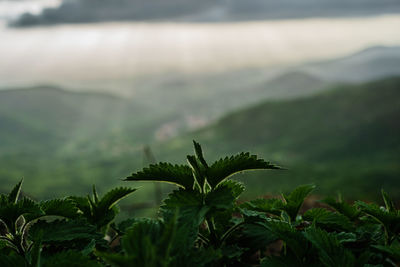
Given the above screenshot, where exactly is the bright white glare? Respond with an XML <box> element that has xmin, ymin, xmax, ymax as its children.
<box><xmin>0</xmin><ymin>0</ymin><xmax>61</xmax><ymax>20</ymax></box>
<box><xmin>0</xmin><ymin>15</ymin><xmax>400</xmax><ymax>91</ymax></box>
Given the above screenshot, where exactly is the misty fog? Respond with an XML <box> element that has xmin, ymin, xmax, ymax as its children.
<box><xmin>1</xmin><ymin>15</ymin><xmax>400</xmax><ymax>94</ymax></box>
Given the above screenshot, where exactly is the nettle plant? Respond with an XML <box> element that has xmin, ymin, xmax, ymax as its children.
<box><xmin>0</xmin><ymin>181</ymin><xmax>135</xmax><ymax>266</ymax></box>
<box><xmin>0</xmin><ymin>141</ymin><xmax>399</xmax><ymax>266</ymax></box>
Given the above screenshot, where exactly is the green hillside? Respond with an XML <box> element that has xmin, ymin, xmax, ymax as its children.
<box><xmin>0</xmin><ymin>86</ymin><xmax>172</xmax><ymax>153</ymax></box>
<box><xmin>0</xmin><ymin>87</ymin><xmax>168</xmax><ymax>199</ymax></box>
<box><xmin>0</xmin><ymin>71</ymin><xmax>327</xmax><ymax>200</ymax></box>
<box><xmin>156</xmin><ymin>77</ymin><xmax>400</xmax><ymax>201</ymax></box>
<box><xmin>0</xmin><ymin>77</ymin><xmax>399</xmax><ymax>203</ymax></box>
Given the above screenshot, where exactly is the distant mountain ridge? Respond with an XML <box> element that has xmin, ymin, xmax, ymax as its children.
<box><xmin>0</xmin><ymin>71</ymin><xmax>326</xmax><ymax>153</ymax></box>
<box><xmin>156</xmin><ymin>76</ymin><xmax>400</xmax><ymax>200</ymax></box>
<box><xmin>1</xmin><ymin>46</ymin><xmax>399</xmax><ymax>152</ymax></box>
<box><xmin>0</xmin><ymin>86</ymin><xmax>165</xmax><ymax>160</ymax></box>
<box><xmin>1</xmin><ymin>76</ymin><xmax>399</xmax><ymax>200</ymax></box>
<box><xmin>1</xmin><ymin>45</ymin><xmax>400</xmax><ymax>200</ymax></box>
<box><xmin>1</xmin><ymin>46</ymin><xmax>399</xmax><ymax>151</ymax></box>
<box><xmin>300</xmin><ymin>46</ymin><xmax>400</xmax><ymax>82</ymax></box>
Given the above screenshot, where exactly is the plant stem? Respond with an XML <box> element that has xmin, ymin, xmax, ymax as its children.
<box><xmin>197</xmin><ymin>233</ymin><xmax>210</xmax><ymax>245</ymax></box>
<box><xmin>206</xmin><ymin>217</ymin><xmax>218</xmax><ymax>247</ymax></box>
<box><xmin>220</xmin><ymin>222</ymin><xmax>245</xmax><ymax>244</ymax></box>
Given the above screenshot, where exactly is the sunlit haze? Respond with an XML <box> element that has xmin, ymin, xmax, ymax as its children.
<box><xmin>0</xmin><ymin>0</ymin><xmax>61</xmax><ymax>20</ymax></box>
<box><xmin>0</xmin><ymin>15</ymin><xmax>399</xmax><ymax>93</ymax></box>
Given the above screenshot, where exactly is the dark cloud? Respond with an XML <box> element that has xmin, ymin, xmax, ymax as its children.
<box><xmin>11</xmin><ymin>0</ymin><xmax>220</xmax><ymax>26</ymax></box>
<box><xmin>10</xmin><ymin>0</ymin><xmax>400</xmax><ymax>27</ymax></box>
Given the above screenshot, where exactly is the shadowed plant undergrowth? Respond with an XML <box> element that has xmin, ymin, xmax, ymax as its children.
<box><xmin>0</xmin><ymin>141</ymin><xmax>399</xmax><ymax>266</ymax></box>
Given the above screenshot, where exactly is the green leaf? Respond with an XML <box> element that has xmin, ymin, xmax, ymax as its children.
<box><xmin>97</xmin><ymin>253</ymin><xmax>135</xmax><ymax>267</ymax></box>
<box><xmin>263</xmin><ymin>219</ymin><xmax>308</xmax><ymax>259</ymax></box>
<box><xmin>355</xmin><ymin>221</ymin><xmax>384</xmax><ymax>245</ymax></box>
<box><xmin>159</xmin><ymin>214</ymin><xmax>178</xmax><ymax>260</ymax></box>
<box><xmin>40</xmin><ymin>199</ymin><xmax>79</xmax><ymax>218</ymax></box>
<box><xmin>381</xmin><ymin>189</ymin><xmax>396</xmax><ymax>213</ymax></box>
<box><xmin>335</xmin><ymin>232</ymin><xmax>357</xmax><ymax>244</ymax></box>
<box><xmin>7</xmin><ymin>179</ymin><xmax>23</xmax><ymax>204</ymax></box>
<box><xmin>220</xmin><ymin>244</ymin><xmax>245</xmax><ymax>262</ymax></box>
<box><xmin>193</xmin><ymin>140</ymin><xmax>209</xmax><ymax>168</ymax></box>
<box><xmin>28</xmin><ymin>239</ymin><xmax>42</xmax><ymax>267</ymax></box>
<box><xmin>373</xmin><ymin>240</ymin><xmax>400</xmax><ymax>261</ymax></box>
<box><xmin>321</xmin><ymin>197</ymin><xmax>360</xmax><ymax>220</ymax></box>
<box><xmin>282</xmin><ymin>184</ymin><xmax>316</xmax><ymax>221</ymax></box>
<box><xmin>241</xmin><ymin>208</ymin><xmax>270</xmax><ymax>223</ymax></box>
<box><xmin>0</xmin><ymin>239</ymin><xmax>7</xmax><ymax>249</ymax></box>
<box><xmin>241</xmin><ymin>198</ymin><xmax>284</xmax><ymax>216</ymax></box>
<box><xmin>29</xmin><ymin>219</ymin><xmax>101</xmax><ymax>243</ymax></box>
<box><xmin>119</xmin><ymin>218</ymin><xmax>180</xmax><ymax>266</ymax></box>
<box><xmin>207</xmin><ymin>152</ymin><xmax>281</xmax><ymax>188</ymax></box>
<box><xmin>42</xmin><ymin>250</ymin><xmax>101</xmax><ymax>267</ymax></box>
<box><xmin>356</xmin><ymin>201</ymin><xmax>400</xmax><ymax>235</ymax></box>
<box><xmin>0</xmin><ymin>251</ymin><xmax>26</xmax><ymax>267</ymax></box>
<box><xmin>96</xmin><ymin>207</ymin><xmax>119</xmax><ymax>231</ymax></box>
<box><xmin>81</xmin><ymin>239</ymin><xmax>96</xmax><ymax>256</ymax></box>
<box><xmin>161</xmin><ymin>189</ymin><xmax>207</xmax><ymax>224</ymax></box>
<box><xmin>242</xmin><ymin>219</ymin><xmax>307</xmax><ymax>259</ymax></box>
<box><xmin>97</xmin><ymin>187</ymin><xmax>136</xmax><ymax>213</ymax></box>
<box><xmin>126</xmin><ymin>163</ymin><xmax>194</xmax><ymax>189</ymax></box>
<box><xmin>68</xmin><ymin>187</ymin><xmax>135</xmax><ymax>230</ymax></box>
<box><xmin>116</xmin><ymin>218</ymin><xmax>139</xmax><ymax>234</ymax></box>
<box><xmin>261</xmin><ymin>254</ymin><xmax>301</xmax><ymax>267</ymax></box>
<box><xmin>304</xmin><ymin>227</ymin><xmax>355</xmax><ymax>267</ymax></box>
<box><xmin>67</xmin><ymin>196</ymin><xmax>91</xmax><ymax>218</ymax></box>
<box><xmin>0</xmin><ymin>197</ymin><xmax>42</xmax><ymax>232</ymax></box>
<box><xmin>161</xmin><ymin>189</ymin><xmax>204</xmax><ymax>216</ymax></box>
<box><xmin>161</xmin><ymin>189</ymin><xmax>209</xmax><ymax>249</ymax></box>
<box><xmin>187</xmin><ymin>155</ymin><xmax>206</xmax><ymax>191</ymax></box>
<box><xmin>0</xmin><ymin>195</ymin><xmax>8</xmax><ymax>207</ymax></box>
<box><xmin>102</xmin><ymin>216</ymin><xmax>182</xmax><ymax>266</ymax></box>
<box><xmin>121</xmin><ymin>218</ymin><xmax>161</xmax><ymax>255</ymax></box>
<box><xmin>241</xmin><ymin>220</ymin><xmax>279</xmax><ymax>251</ymax></box>
<box><xmin>355</xmin><ymin>250</ymin><xmax>378</xmax><ymax>266</ymax></box>
<box><xmin>222</xmin><ymin>180</ymin><xmax>245</xmax><ymax>199</ymax></box>
<box><xmin>92</xmin><ymin>185</ymin><xmax>99</xmax><ymax>204</ymax></box>
<box><xmin>205</xmin><ymin>180</ymin><xmax>244</xmax><ymax>210</ymax></box>
<box><xmin>303</xmin><ymin>208</ymin><xmax>353</xmax><ymax>231</ymax></box>
<box><xmin>176</xmin><ymin>247</ymin><xmax>222</xmax><ymax>267</ymax></box>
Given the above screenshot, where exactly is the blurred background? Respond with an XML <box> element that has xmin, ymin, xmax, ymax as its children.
<box><xmin>0</xmin><ymin>0</ymin><xmax>399</xmax><ymax>215</ymax></box>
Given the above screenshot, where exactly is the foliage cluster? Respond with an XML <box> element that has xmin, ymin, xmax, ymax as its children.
<box><xmin>1</xmin><ymin>141</ymin><xmax>399</xmax><ymax>266</ymax></box>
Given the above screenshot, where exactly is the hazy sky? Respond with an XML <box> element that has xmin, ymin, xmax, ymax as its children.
<box><xmin>1</xmin><ymin>1</ymin><xmax>400</xmax><ymax>93</ymax></box>
<box><xmin>1</xmin><ymin>14</ymin><xmax>400</xmax><ymax>92</ymax></box>
<box><xmin>0</xmin><ymin>0</ymin><xmax>60</xmax><ymax>20</ymax></box>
